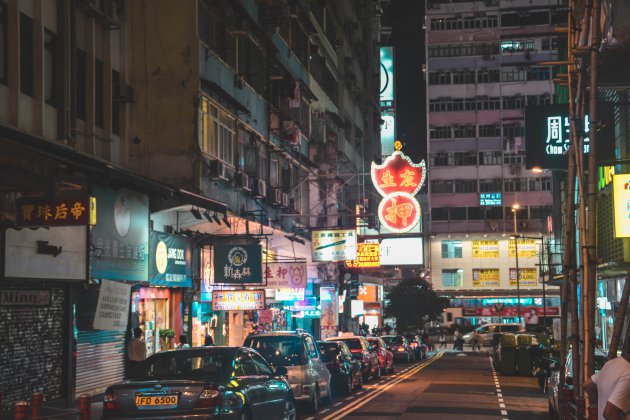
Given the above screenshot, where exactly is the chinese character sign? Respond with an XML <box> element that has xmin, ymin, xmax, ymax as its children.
<box><xmin>472</xmin><ymin>268</ymin><xmax>500</xmax><ymax>288</ymax></box>
<box><xmin>16</xmin><ymin>197</ymin><xmax>94</xmax><ymax>227</ymax></box>
<box><xmin>311</xmin><ymin>230</ymin><xmax>358</xmax><ymax>262</ymax></box>
<box><xmin>471</xmin><ymin>240</ymin><xmax>499</xmax><ymax>258</ymax></box>
<box><xmin>213</xmin><ymin>245</ymin><xmax>262</xmax><ymax>284</ymax></box>
<box><xmin>509</xmin><ymin>268</ymin><xmax>538</xmax><ymax>287</ymax></box>
<box><xmin>264</xmin><ymin>262</ymin><xmax>307</xmax><ymax>288</ymax></box>
<box><xmin>371</xmin><ymin>143</ymin><xmax>426</xmax><ymax>233</ymax></box>
<box><xmin>149</xmin><ymin>231</ymin><xmax>193</xmax><ymax>288</ymax></box>
<box><xmin>480</xmin><ymin>193</ymin><xmax>502</xmax><ymax>206</ymax></box>
<box><xmin>345</xmin><ymin>243</ymin><xmax>380</xmax><ymax>268</ymax></box>
<box><xmin>212</xmin><ymin>290</ymin><xmax>265</xmax><ymax>311</ymax></box>
<box><xmin>508</xmin><ymin>239</ymin><xmax>538</xmax><ymax>258</ymax></box>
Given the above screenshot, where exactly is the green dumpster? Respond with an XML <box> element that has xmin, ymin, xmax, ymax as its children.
<box><xmin>516</xmin><ymin>347</ymin><xmax>533</xmax><ymax>376</ymax></box>
<box><xmin>500</xmin><ymin>347</ymin><xmax>516</xmax><ymax>375</ymax></box>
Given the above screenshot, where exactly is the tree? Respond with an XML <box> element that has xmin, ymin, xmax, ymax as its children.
<box><xmin>384</xmin><ymin>277</ymin><xmax>448</xmax><ymax>334</ymax></box>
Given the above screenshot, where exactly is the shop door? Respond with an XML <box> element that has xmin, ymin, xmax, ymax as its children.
<box><xmin>228</xmin><ymin>311</ymin><xmax>244</xmax><ymax>346</ymax></box>
<box><xmin>141</xmin><ymin>298</ymin><xmax>169</xmax><ymax>356</ymax></box>
<box><xmin>0</xmin><ymin>287</ymin><xmax>67</xmax><ymax>411</ymax></box>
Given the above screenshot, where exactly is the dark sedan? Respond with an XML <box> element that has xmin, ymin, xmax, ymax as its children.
<box><xmin>317</xmin><ymin>341</ymin><xmax>362</xmax><ymax>395</ymax></box>
<box><xmin>382</xmin><ymin>335</ymin><xmax>413</xmax><ymax>363</ymax></box>
<box><xmin>102</xmin><ymin>347</ymin><xmax>296</xmax><ymax>419</ymax></box>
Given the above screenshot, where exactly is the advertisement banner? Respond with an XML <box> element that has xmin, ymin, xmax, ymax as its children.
<box><xmin>275</xmin><ymin>288</ymin><xmax>305</xmax><ymax>301</ymax></box>
<box><xmin>472</xmin><ymin>268</ymin><xmax>500</xmax><ymax>288</ymax></box>
<box><xmin>509</xmin><ymin>267</ymin><xmax>538</xmax><ymax>287</ymax></box>
<box><xmin>93</xmin><ymin>279</ymin><xmax>131</xmax><ymax>331</ymax></box>
<box><xmin>472</xmin><ymin>240</ymin><xmax>499</xmax><ymax>258</ymax></box>
<box><xmin>613</xmin><ymin>174</ymin><xmax>630</xmax><ymax>237</ymax></box>
<box><xmin>380</xmin><ymin>47</ymin><xmax>395</xmax><ymax>109</ymax></box>
<box><xmin>200</xmin><ymin>247</ymin><xmax>214</xmax><ymax>301</ymax></box>
<box><xmin>358</xmin><ymin>284</ymin><xmax>378</xmax><ymax>302</ymax></box>
<box><xmin>212</xmin><ymin>290</ymin><xmax>265</xmax><ymax>311</ymax></box>
<box><xmin>16</xmin><ymin>196</ymin><xmax>95</xmax><ymax>227</ymax></box>
<box><xmin>379</xmin><ymin>237</ymin><xmax>423</xmax><ymax>266</ymax></box>
<box><xmin>508</xmin><ymin>239</ymin><xmax>538</xmax><ymax>258</ymax></box>
<box><xmin>312</xmin><ymin>230</ymin><xmax>357</xmax><ymax>262</ymax></box>
<box><xmin>149</xmin><ymin>231</ymin><xmax>193</xmax><ymax>287</ymax></box>
<box><xmin>463</xmin><ymin>306</ymin><xmax>560</xmax><ymax>318</ymax></box>
<box><xmin>91</xmin><ymin>185</ymin><xmax>149</xmax><ymax>282</ymax></box>
<box><xmin>345</xmin><ymin>243</ymin><xmax>380</xmax><ymax>268</ymax></box>
<box><xmin>320</xmin><ymin>287</ymin><xmax>338</xmax><ymax>340</ymax></box>
<box><xmin>264</xmin><ymin>262</ymin><xmax>307</xmax><ymax>288</ymax></box>
<box><xmin>214</xmin><ymin>245</ymin><xmax>262</xmax><ymax>284</ymax></box>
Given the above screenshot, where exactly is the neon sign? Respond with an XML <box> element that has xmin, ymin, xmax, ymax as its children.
<box><xmin>371</xmin><ymin>141</ymin><xmax>426</xmax><ymax>233</ymax></box>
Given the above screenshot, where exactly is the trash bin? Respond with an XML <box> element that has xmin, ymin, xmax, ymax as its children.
<box><xmin>500</xmin><ymin>346</ymin><xmax>516</xmax><ymax>375</ymax></box>
<box><xmin>516</xmin><ymin>347</ymin><xmax>533</xmax><ymax>376</ymax></box>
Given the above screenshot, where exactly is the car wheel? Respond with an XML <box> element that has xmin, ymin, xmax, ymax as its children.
<box><xmin>406</xmin><ymin>353</ymin><xmax>411</xmax><ymax>363</ymax></box>
<box><xmin>283</xmin><ymin>399</ymin><xmax>297</xmax><ymax>420</ymax></box>
<box><xmin>344</xmin><ymin>375</ymin><xmax>353</xmax><ymax>396</ymax></box>
<box><xmin>309</xmin><ymin>386</ymin><xmax>320</xmax><ymax>413</ymax></box>
<box><xmin>355</xmin><ymin>373</ymin><xmax>363</xmax><ymax>389</ymax></box>
<box><xmin>375</xmin><ymin>363</ymin><xmax>381</xmax><ymax>379</ymax></box>
<box><xmin>240</xmin><ymin>408</ymin><xmax>251</xmax><ymax>420</ymax></box>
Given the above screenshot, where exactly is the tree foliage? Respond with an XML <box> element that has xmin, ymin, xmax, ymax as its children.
<box><xmin>384</xmin><ymin>277</ymin><xmax>448</xmax><ymax>334</ymax></box>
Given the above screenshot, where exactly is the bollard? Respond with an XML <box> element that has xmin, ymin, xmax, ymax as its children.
<box><xmin>78</xmin><ymin>394</ymin><xmax>91</xmax><ymax>420</ymax></box>
<box><xmin>13</xmin><ymin>401</ymin><xmax>29</xmax><ymax>420</ymax></box>
<box><xmin>575</xmin><ymin>397</ymin><xmax>586</xmax><ymax>419</ymax></box>
<box><xmin>31</xmin><ymin>391</ymin><xmax>43</xmax><ymax>418</ymax></box>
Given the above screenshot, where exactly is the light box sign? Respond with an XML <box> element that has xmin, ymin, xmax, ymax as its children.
<box><xmin>525</xmin><ymin>103</ymin><xmax>615</xmax><ymax>170</ymax></box>
<box><xmin>275</xmin><ymin>288</ymin><xmax>305</xmax><ymax>301</ymax></box>
<box><xmin>480</xmin><ymin>193</ymin><xmax>502</xmax><ymax>206</ymax></box>
<box><xmin>345</xmin><ymin>243</ymin><xmax>380</xmax><ymax>268</ymax></box>
<box><xmin>472</xmin><ymin>268</ymin><xmax>500</xmax><ymax>288</ymax></box>
<box><xmin>379</xmin><ymin>237</ymin><xmax>424</xmax><ymax>266</ymax></box>
<box><xmin>149</xmin><ymin>231</ymin><xmax>193</xmax><ymax>287</ymax></box>
<box><xmin>214</xmin><ymin>245</ymin><xmax>262</xmax><ymax>284</ymax></box>
<box><xmin>381</xmin><ymin>111</ymin><xmax>396</xmax><ymax>157</ymax></box>
<box><xmin>371</xmin><ymin>142</ymin><xmax>426</xmax><ymax>233</ymax></box>
<box><xmin>312</xmin><ymin>229</ymin><xmax>357</xmax><ymax>262</ymax></box>
<box><xmin>472</xmin><ymin>240</ymin><xmax>499</xmax><ymax>258</ymax></box>
<box><xmin>380</xmin><ymin>47</ymin><xmax>395</xmax><ymax>109</ymax></box>
<box><xmin>264</xmin><ymin>262</ymin><xmax>307</xmax><ymax>289</ymax></box>
<box><xmin>212</xmin><ymin>290</ymin><xmax>265</xmax><ymax>311</ymax></box>
<box><xmin>509</xmin><ymin>268</ymin><xmax>538</xmax><ymax>287</ymax></box>
<box><xmin>16</xmin><ymin>196</ymin><xmax>95</xmax><ymax>227</ymax></box>
<box><xmin>612</xmin><ymin>174</ymin><xmax>630</xmax><ymax>237</ymax></box>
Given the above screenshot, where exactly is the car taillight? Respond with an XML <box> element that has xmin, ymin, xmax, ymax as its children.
<box><xmin>411</xmin><ymin>342</ymin><xmax>418</xmax><ymax>348</ymax></box>
<box><xmin>103</xmin><ymin>391</ymin><xmax>120</xmax><ymax>410</ymax></box>
<box><xmin>195</xmin><ymin>385</ymin><xmax>222</xmax><ymax>408</ymax></box>
<box><xmin>397</xmin><ymin>347</ymin><xmax>405</xmax><ymax>352</ymax></box>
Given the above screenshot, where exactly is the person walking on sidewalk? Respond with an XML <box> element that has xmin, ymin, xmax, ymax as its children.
<box><xmin>439</xmin><ymin>331</ymin><xmax>447</xmax><ymax>350</ymax></box>
<box><xmin>471</xmin><ymin>330</ymin><xmax>480</xmax><ymax>352</ymax></box>
<box><xmin>453</xmin><ymin>328</ymin><xmax>461</xmax><ymax>350</ymax></box>
<box><xmin>583</xmin><ymin>337</ymin><xmax>630</xmax><ymax>420</ymax></box>
<box><xmin>127</xmin><ymin>327</ymin><xmax>146</xmax><ymax>375</ymax></box>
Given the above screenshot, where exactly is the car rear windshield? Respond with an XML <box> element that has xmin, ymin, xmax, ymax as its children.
<box><xmin>382</xmin><ymin>336</ymin><xmax>403</xmax><ymax>345</ymax></box>
<box><xmin>317</xmin><ymin>343</ymin><xmax>341</xmax><ymax>363</ymax></box>
<box><xmin>337</xmin><ymin>338</ymin><xmax>362</xmax><ymax>350</ymax></box>
<box><xmin>244</xmin><ymin>336</ymin><xmax>307</xmax><ymax>366</ymax></box>
<box><xmin>129</xmin><ymin>349</ymin><xmax>232</xmax><ymax>381</ymax></box>
<box><xmin>501</xmin><ymin>325</ymin><xmax>520</xmax><ymax>332</ymax></box>
<box><xmin>367</xmin><ymin>339</ymin><xmax>382</xmax><ymax>348</ymax></box>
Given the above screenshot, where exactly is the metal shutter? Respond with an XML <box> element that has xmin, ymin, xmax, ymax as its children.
<box><xmin>75</xmin><ymin>330</ymin><xmax>126</xmax><ymax>397</ymax></box>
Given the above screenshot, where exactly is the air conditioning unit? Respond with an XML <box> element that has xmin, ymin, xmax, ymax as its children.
<box><xmin>289</xmin><ymin>197</ymin><xmax>301</xmax><ymax>214</ymax></box>
<box><xmin>208</xmin><ymin>160</ymin><xmax>228</xmax><ymax>181</ymax></box>
<box><xmin>254</xmin><ymin>179</ymin><xmax>267</xmax><ymax>199</ymax></box>
<box><xmin>510</xmin><ymin>164</ymin><xmax>522</xmax><ymax>175</ymax></box>
<box><xmin>281</xmin><ymin>193</ymin><xmax>289</xmax><ymax>208</ymax></box>
<box><xmin>235</xmin><ymin>173</ymin><xmax>251</xmax><ymax>191</ymax></box>
<box><xmin>268</xmin><ymin>187</ymin><xmax>282</xmax><ymax>205</ymax></box>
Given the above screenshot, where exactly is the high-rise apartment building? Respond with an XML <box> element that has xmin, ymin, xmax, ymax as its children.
<box><xmin>425</xmin><ymin>0</ymin><xmax>564</xmax><ymax>325</ymax></box>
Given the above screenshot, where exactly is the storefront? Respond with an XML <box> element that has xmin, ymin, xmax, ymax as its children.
<box><xmin>450</xmin><ymin>296</ymin><xmax>561</xmax><ymax>326</ymax></box>
<box><xmin>596</xmin><ymin>277</ymin><xmax>627</xmax><ymax>350</ymax></box>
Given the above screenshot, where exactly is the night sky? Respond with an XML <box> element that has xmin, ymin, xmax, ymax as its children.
<box><xmin>386</xmin><ymin>0</ymin><xmax>426</xmax><ymax>162</ymax></box>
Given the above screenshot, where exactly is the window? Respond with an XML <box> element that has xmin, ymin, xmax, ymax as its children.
<box><xmin>199</xmin><ymin>96</ymin><xmax>236</xmax><ymax>166</ymax></box>
<box><xmin>527</xmin><ymin>67</ymin><xmax>551</xmax><ymax>81</ymax></box>
<box><xmin>430</xmin><ymin>126</ymin><xmax>451</xmax><ymax>139</ymax></box>
<box><xmin>477</xmin><ymin>69</ymin><xmax>500</xmax><ymax>83</ymax></box>
<box><xmin>479</xmin><ymin>124</ymin><xmax>500</xmax><ymax>137</ymax></box>
<box><xmin>198</xmin><ymin>0</ymin><xmax>235</xmax><ymax>68</ymax></box>
<box><xmin>479</xmin><ymin>178</ymin><xmax>502</xmax><ymax>192</ymax></box>
<box><xmin>44</xmin><ymin>29</ymin><xmax>57</xmax><ymax>106</ymax></box>
<box><xmin>442</xmin><ymin>240</ymin><xmax>463</xmax><ymax>258</ymax></box>
<box><xmin>0</xmin><ymin>1</ymin><xmax>6</xmax><ymax>85</ymax></box>
<box><xmin>453</xmin><ymin>70</ymin><xmax>475</xmax><ymax>84</ymax></box>
<box><xmin>503</xmin><ymin>124</ymin><xmax>524</xmax><ymax>138</ymax></box>
<box><xmin>454</xmin><ymin>152</ymin><xmax>477</xmax><ymax>166</ymax></box>
<box><xmin>468</xmin><ymin>207</ymin><xmax>483</xmax><ymax>219</ymax></box>
<box><xmin>304</xmin><ymin>336</ymin><xmax>318</xmax><ymax>359</ymax></box>
<box><xmin>432</xmin><ymin>207</ymin><xmax>448</xmax><ymax>221</ymax></box>
<box><xmin>479</xmin><ymin>151</ymin><xmax>502</xmax><ymax>165</ymax></box>
<box><xmin>442</xmin><ymin>269</ymin><xmax>464</xmax><ymax>287</ymax></box>
<box><xmin>250</xmin><ymin>352</ymin><xmax>274</xmax><ymax>376</ymax></box>
<box><xmin>431</xmin><ymin>152</ymin><xmax>452</xmax><ymax>167</ymax></box>
<box><xmin>485</xmin><ymin>206</ymin><xmax>503</xmax><ymax>219</ymax></box>
<box><xmin>529</xmin><ymin>177</ymin><xmax>552</xmax><ymax>191</ymax></box>
<box><xmin>503</xmin><ymin>151</ymin><xmax>525</xmax><ymax>164</ymax></box>
<box><xmin>502</xmin><ymin>67</ymin><xmax>525</xmax><ymax>82</ymax></box>
<box><xmin>450</xmin><ymin>207</ymin><xmax>466</xmax><ymax>220</ymax></box>
<box><xmin>20</xmin><ymin>13</ymin><xmax>33</xmax><ymax>96</ymax></box>
<box><xmin>431</xmin><ymin>180</ymin><xmax>453</xmax><ymax>194</ymax></box>
<box><xmin>453</xmin><ymin>125</ymin><xmax>475</xmax><ymax>138</ymax></box>
<box><xmin>76</xmin><ymin>48</ymin><xmax>87</xmax><ymax>120</ymax></box>
<box><xmin>530</xmin><ymin>205</ymin><xmax>551</xmax><ymax>219</ymax></box>
<box><xmin>454</xmin><ymin>179</ymin><xmax>477</xmax><ymax>193</ymax></box>
<box><xmin>429</xmin><ymin>71</ymin><xmax>451</xmax><ymax>85</ymax></box>
<box><xmin>95</xmin><ymin>59</ymin><xmax>104</xmax><ymax>128</ymax></box>
<box><xmin>504</xmin><ymin>178</ymin><xmax>527</xmax><ymax>192</ymax></box>
<box><xmin>234</xmin><ymin>352</ymin><xmax>257</xmax><ymax>377</ymax></box>
<box><xmin>503</xmin><ymin>95</ymin><xmax>525</xmax><ymax>109</ymax></box>
<box><xmin>112</xmin><ymin>70</ymin><xmax>121</xmax><ymax>135</ymax></box>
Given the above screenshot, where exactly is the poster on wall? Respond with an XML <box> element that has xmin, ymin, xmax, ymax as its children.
<box><xmin>91</xmin><ymin>184</ymin><xmax>149</xmax><ymax>282</ymax></box>
<box><xmin>200</xmin><ymin>247</ymin><xmax>214</xmax><ymax>301</ymax></box>
<box><xmin>214</xmin><ymin>245</ymin><xmax>262</xmax><ymax>284</ymax></box>
<box><xmin>264</xmin><ymin>262</ymin><xmax>307</xmax><ymax>288</ymax></box>
<box><xmin>320</xmin><ymin>287</ymin><xmax>338</xmax><ymax>339</ymax></box>
<box><xmin>93</xmin><ymin>279</ymin><xmax>131</xmax><ymax>331</ymax></box>
<box><xmin>472</xmin><ymin>240</ymin><xmax>499</xmax><ymax>258</ymax></box>
<box><xmin>472</xmin><ymin>268</ymin><xmax>500</xmax><ymax>288</ymax></box>
<box><xmin>509</xmin><ymin>268</ymin><xmax>538</xmax><ymax>287</ymax></box>
<box><xmin>312</xmin><ymin>230</ymin><xmax>357</xmax><ymax>262</ymax></box>
<box><xmin>508</xmin><ymin>239</ymin><xmax>539</xmax><ymax>258</ymax></box>
<box><xmin>149</xmin><ymin>231</ymin><xmax>193</xmax><ymax>287</ymax></box>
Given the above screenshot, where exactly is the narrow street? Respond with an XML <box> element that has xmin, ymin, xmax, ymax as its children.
<box><xmin>307</xmin><ymin>350</ymin><xmax>549</xmax><ymax>420</ymax></box>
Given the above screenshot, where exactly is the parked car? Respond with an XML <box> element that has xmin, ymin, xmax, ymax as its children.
<box><xmin>381</xmin><ymin>335</ymin><xmax>414</xmax><ymax>363</ymax></box>
<box><xmin>101</xmin><ymin>347</ymin><xmax>296</xmax><ymax>419</ymax></box>
<box><xmin>462</xmin><ymin>324</ymin><xmax>522</xmax><ymax>346</ymax></box>
<box><xmin>404</xmin><ymin>334</ymin><xmax>423</xmax><ymax>360</ymax></box>
<box><xmin>326</xmin><ymin>335</ymin><xmax>380</xmax><ymax>380</ymax></box>
<box><xmin>317</xmin><ymin>341</ymin><xmax>362</xmax><ymax>395</ymax></box>
<box><xmin>366</xmin><ymin>337</ymin><xmax>394</xmax><ymax>374</ymax></box>
<box><xmin>244</xmin><ymin>330</ymin><xmax>331</xmax><ymax>413</ymax></box>
<box><xmin>546</xmin><ymin>348</ymin><xmax>607</xmax><ymax>419</ymax></box>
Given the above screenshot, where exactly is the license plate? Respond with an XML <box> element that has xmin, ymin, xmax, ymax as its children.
<box><xmin>135</xmin><ymin>395</ymin><xmax>179</xmax><ymax>409</ymax></box>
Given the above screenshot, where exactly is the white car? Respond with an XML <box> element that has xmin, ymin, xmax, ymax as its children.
<box><xmin>462</xmin><ymin>323</ymin><xmax>522</xmax><ymax>346</ymax></box>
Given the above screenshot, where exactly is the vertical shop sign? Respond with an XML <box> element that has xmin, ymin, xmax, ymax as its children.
<box><xmin>320</xmin><ymin>287</ymin><xmax>338</xmax><ymax>339</ymax></box>
<box><xmin>149</xmin><ymin>231</ymin><xmax>193</xmax><ymax>287</ymax></box>
<box><xmin>93</xmin><ymin>279</ymin><xmax>131</xmax><ymax>331</ymax></box>
<box><xmin>312</xmin><ymin>230</ymin><xmax>358</xmax><ymax>261</ymax></box>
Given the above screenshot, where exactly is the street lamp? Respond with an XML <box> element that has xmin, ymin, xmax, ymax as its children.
<box><xmin>511</xmin><ymin>203</ymin><xmax>522</xmax><ymax>324</ymax></box>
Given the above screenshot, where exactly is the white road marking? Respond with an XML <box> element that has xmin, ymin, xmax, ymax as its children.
<box><xmin>334</xmin><ymin>402</ymin><xmax>342</xmax><ymax>406</ymax></box>
<box><xmin>321</xmin><ymin>408</ymin><xmax>330</xmax><ymax>414</ymax></box>
<box><xmin>345</xmin><ymin>397</ymin><xmax>353</xmax><ymax>401</ymax></box>
<box><xmin>499</xmin><ymin>403</ymin><xmax>506</xmax><ymax>408</ymax></box>
<box><xmin>501</xmin><ymin>410</ymin><xmax>508</xmax><ymax>415</ymax></box>
<box><xmin>304</xmin><ymin>417</ymin><xmax>314</xmax><ymax>420</ymax></box>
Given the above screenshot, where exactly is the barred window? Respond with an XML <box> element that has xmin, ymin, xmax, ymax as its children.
<box><xmin>479</xmin><ymin>151</ymin><xmax>502</xmax><ymax>165</ymax></box>
<box><xmin>479</xmin><ymin>124</ymin><xmax>500</xmax><ymax>137</ymax></box>
<box><xmin>454</xmin><ymin>179</ymin><xmax>477</xmax><ymax>193</ymax></box>
<box><xmin>454</xmin><ymin>125</ymin><xmax>476</xmax><ymax>138</ymax></box>
<box><xmin>430</xmin><ymin>126</ymin><xmax>451</xmax><ymax>139</ymax></box>
<box><xmin>431</xmin><ymin>180</ymin><xmax>454</xmax><ymax>193</ymax></box>
<box><xmin>454</xmin><ymin>151</ymin><xmax>477</xmax><ymax>166</ymax></box>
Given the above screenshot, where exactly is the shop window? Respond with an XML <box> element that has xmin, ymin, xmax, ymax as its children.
<box><xmin>442</xmin><ymin>240</ymin><xmax>462</xmax><ymax>258</ymax></box>
<box><xmin>20</xmin><ymin>13</ymin><xmax>33</xmax><ymax>96</ymax></box>
<box><xmin>199</xmin><ymin>96</ymin><xmax>236</xmax><ymax>166</ymax></box>
<box><xmin>442</xmin><ymin>269</ymin><xmax>463</xmax><ymax>287</ymax></box>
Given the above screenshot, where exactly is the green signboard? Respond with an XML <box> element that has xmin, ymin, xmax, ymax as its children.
<box><xmin>213</xmin><ymin>244</ymin><xmax>262</xmax><ymax>284</ymax></box>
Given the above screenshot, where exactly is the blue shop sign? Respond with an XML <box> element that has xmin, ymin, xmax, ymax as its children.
<box><xmin>149</xmin><ymin>231</ymin><xmax>193</xmax><ymax>287</ymax></box>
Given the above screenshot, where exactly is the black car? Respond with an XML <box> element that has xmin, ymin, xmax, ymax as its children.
<box><xmin>102</xmin><ymin>347</ymin><xmax>296</xmax><ymax>419</ymax></box>
<box><xmin>381</xmin><ymin>335</ymin><xmax>414</xmax><ymax>363</ymax></box>
<box><xmin>317</xmin><ymin>341</ymin><xmax>362</xmax><ymax>395</ymax></box>
<box><xmin>404</xmin><ymin>334</ymin><xmax>424</xmax><ymax>360</ymax></box>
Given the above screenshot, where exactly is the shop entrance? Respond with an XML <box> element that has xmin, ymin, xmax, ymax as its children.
<box><xmin>136</xmin><ymin>288</ymin><xmax>171</xmax><ymax>356</ymax></box>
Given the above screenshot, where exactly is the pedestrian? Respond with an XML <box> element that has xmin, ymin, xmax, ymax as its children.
<box><xmin>453</xmin><ymin>328</ymin><xmax>460</xmax><ymax>350</ymax></box>
<box><xmin>204</xmin><ymin>334</ymin><xmax>214</xmax><ymax>346</ymax></box>
<box><xmin>583</xmin><ymin>337</ymin><xmax>630</xmax><ymax>420</ymax></box>
<box><xmin>176</xmin><ymin>334</ymin><xmax>190</xmax><ymax>349</ymax></box>
<box><xmin>439</xmin><ymin>331</ymin><xmax>447</xmax><ymax>349</ymax></box>
<box><xmin>471</xmin><ymin>331</ymin><xmax>479</xmax><ymax>352</ymax></box>
<box><xmin>127</xmin><ymin>327</ymin><xmax>146</xmax><ymax>375</ymax></box>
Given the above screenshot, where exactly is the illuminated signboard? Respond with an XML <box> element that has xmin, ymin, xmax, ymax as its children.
<box><xmin>612</xmin><ymin>174</ymin><xmax>630</xmax><ymax>237</ymax></box>
<box><xmin>380</xmin><ymin>47</ymin><xmax>394</xmax><ymax>109</ymax></box>
<box><xmin>480</xmin><ymin>193</ymin><xmax>502</xmax><ymax>206</ymax></box>
<box><xmin>472</xmin><ymin>240</ymin><xmax>499</xmax><ymax>258</ymax></box>
<box><xmin>509</xmin><ymin>268</ymin><xmax>538</xmax><ymax>287</ymax></box>
<box><xmin>275</xmin><ymin>288</ymin><xmax>305</xmax><ymax>301</ymax></box>
<box><xmin>311</xmin><ymin>229</ymin><xmax>358</xmax><ymax>261</ymax></box>
<box><xmin>482</xmin><ymin>297</ymin><xmax>537</xmax><ymax>306</ymax></box>
<box><xmin>371</xmin><ymin>141</ymin><xmax>426</xmax><ymax>233</ymax></box>
<box><xmin>380</xmin><ymin>237</ymin><xmax>424</xmax><ymax>266</ymax></box>
<box><xmin>212</xmin><ymin>290</ymin><xmax>265</xmax><ymax>311</ymax></box>
<box><xmin>381</xmin><ymin>111</ymin><xmax>396</xmax><ymax>156</ymax></box>
<box><xmin>345</xmin><ymin>243</ymin><xmax>380</xmax><ymax>268</ymax></box>
<box><xmin>16</xmin><ymin>197</ymin><xmax>95</xmax><ymax>227</ymax></box>
<box><xmin>508</xmin><ymin>239</ymin><xmax>539</xmax><ymax>258</ymax></box>
<box><xmin>599</xmin><ymin>165</ymin><xmax>615</xmax><ymax>191</ymax></box>
<box><xmin>525</xmin><ymin>103</ymin><xmax>615</xmax><ymax>169</ymax></box>
<box><xmin>472</xmin><ymin>268</ymin><xmax>500</xmax><ymax>288</ymax></box>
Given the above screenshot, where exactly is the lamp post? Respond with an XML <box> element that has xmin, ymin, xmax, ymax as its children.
<box><xmin>511</xmin><ymin>203</ymin><xmax>522</xmax><ymax>324</ymax></box>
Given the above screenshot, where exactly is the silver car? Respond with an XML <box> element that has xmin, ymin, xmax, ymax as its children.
<box><xmin>244</xmin><ymin>330</ymin><xmax>332</xmax><ymax>413</ymax></box>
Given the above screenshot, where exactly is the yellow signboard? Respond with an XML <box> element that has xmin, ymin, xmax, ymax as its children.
<box><xmin>613</xmin><ymin>174</ymin><xmax>630</xmax><ymax>237</ymax></box>
<box><xmin>509</xmin><ymin>268</ymin><xmax>538</xmax><ymax>287</ymax></box>
<box><xmin>472</xmin><ymin>240</ymin><xmax>499</xmax><ymax>258</ymax></box>
<box><xmin>508</xmin><ymin>239</ymin><xmax>538</xmax><ymax>258</ymax></box>
<box><xmin>345</xmin><ymin>243</ymin><xmax>380</xmax><ymax>268</ymax></box>
<box><xmin>472</xmin><ymin>268</ymin><xmax>500</xmax><ymax>288</ymax></box>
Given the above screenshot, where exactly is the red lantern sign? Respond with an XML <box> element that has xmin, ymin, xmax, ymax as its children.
<box><xmin>371</xmin><ymin>142</ymin><xmax>426</xmax><ymax>233</ymax></box>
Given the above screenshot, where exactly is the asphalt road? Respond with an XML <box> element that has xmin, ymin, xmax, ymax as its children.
<box><xmin>304</xmin><ymin>350</ymin><xmax>550</xmax><ymax>420</ymax></box>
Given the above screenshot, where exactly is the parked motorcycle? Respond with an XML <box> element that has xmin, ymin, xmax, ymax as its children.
<box><xmin>532</xmin><ymin>356</ymin><xmax>558</xmax><ymax>390</ymax></box>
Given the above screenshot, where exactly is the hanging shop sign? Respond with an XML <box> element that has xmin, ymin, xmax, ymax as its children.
<box><xmin>212</xmin><ymin>290</ymin><xmax>265</xmax><ymax>311</ymax></box>
<box><xmin>472</xmin><ymin>240</ymin><xmax>499</xmax><ymax>258</ymax></box>
<box><xmin>508</xmin><ymin>239</ymin><xmax>539</xmax><ymax>258</ymax></box>
<box><xmin>345</xmin><ymin>243</ymin><xmax>380</xmax><ymax>268</ymax></box>
<box><xmin>509</xmin><ymin>267</ymin><xmax>538</xmax><ymax>287</ymax></box>
<box><xmin>214</xmin><ymin>244</ymin><xmax>262</xmax><ymax>284</ymax></box>
<box><xmin>16</xmin><ymin>196</ymin><xmax>96</xmax><ymax>227</ymax></box>
<box><xmin>358</xmin><ymin>284</ymin><xmax>378</xmax><ymax>302</ymax></box>
<box><xmin>149</xmin><ymin>231</ymin><xmax>193</xmax><ymax>287</ymax></box>
<box><xmin>93</xmin><ymin>279</ymin><xmax>131</xmax><ymax>331</ymax></box>
<box><xmin>312</xmin><ymin>229</ymin><xmax>358</xmax><ymax>262</ymax></box>
<box><xmin>91</xmin><ymin>185</ymin><xmax>149</xmax><ymax>282</ymax></box>
<box><xmin>371</xmin><ymin>141</ymin><xmax>426</xmax><ymax>233</ymax></box>
<box><xmin>613</xmin><ymin>174</ymin><xmax>630</xmax><ymax>237</ymax></box>
<box><xmin>264</xmin><ymin>262</ymin><xmax>307</xmax><ymax>288</ymax></box>
<box><xmin>472</xmin><ymin>268</ymin><xmax>500</xmax><ymax>288</ymax></box>
<box><xmin>200</xmin><ymin>247</ymin><xmax>214</xmax><ymax>300</ymax></box>
<box><xmin>275</xmin><ymin>288</ymin><xmax>305</xmax><ymax>301</ymax></box>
